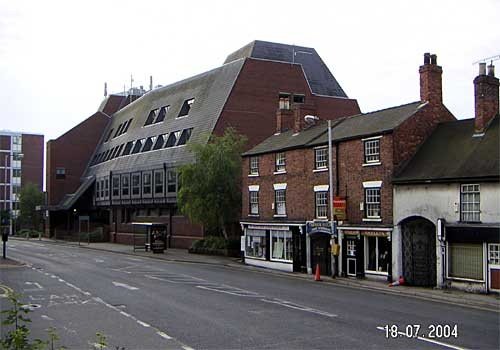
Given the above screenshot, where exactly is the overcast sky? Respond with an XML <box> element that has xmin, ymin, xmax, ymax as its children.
<box><xmin>1</xmin><ymin>0</ymin><xmax>499</xmax><ymax>143</ymax></box>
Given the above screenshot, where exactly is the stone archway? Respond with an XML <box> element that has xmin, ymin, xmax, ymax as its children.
<box><xmin>401</xmin><ymin>217</ymin><xmax>436</xmax><ymax>287</ymax></box>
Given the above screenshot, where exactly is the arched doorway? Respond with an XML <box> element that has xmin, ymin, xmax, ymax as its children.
<box><xmin>401</xmin><ymin>217</ymin><xmax>436</xmax><ymax>287</ymax></box>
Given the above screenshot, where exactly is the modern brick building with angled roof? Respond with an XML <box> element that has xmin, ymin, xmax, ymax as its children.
<box><xmin>46</xmin><ymin>40</ymin><xmax>360</xmax><ymax>248</ymax></box>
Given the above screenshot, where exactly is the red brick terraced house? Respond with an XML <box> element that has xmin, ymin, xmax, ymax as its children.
<box><xmin>240</xmin><ymin>53</ymin><xmax>456</xmax><ymax>279</ymax></box>
<box><xmin>46</xmin><ymin>41</ymin><xmax>360</xmax><ymax>248</ymax></box>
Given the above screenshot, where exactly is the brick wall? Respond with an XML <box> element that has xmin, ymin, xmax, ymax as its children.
<box><xmin>21</xmin><ymin>134</ymin><xmax>44</xmax><ymax>191</ymax></box>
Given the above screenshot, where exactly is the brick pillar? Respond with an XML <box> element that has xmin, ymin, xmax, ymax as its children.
<box><xmin>419</xmin><ymin>53</ymin><xmax>443</xmax><ymax>105</ymax></box>
<box><xmin>276</xmin><ymin>109</ymin><xmax>294</xmax><ymax>133</ymax></box>
<box><xmin>474</xmin><ymin>63</ymin><xmax>499</xmax><ymax>133</ymax></box>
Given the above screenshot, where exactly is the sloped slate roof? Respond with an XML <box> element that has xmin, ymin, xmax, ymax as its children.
<box><xmin>85</xmin><ymin>58</ymin><xmax>245</xmax><ymax>177</ymax></box>
<box><xmin>244</xmin><ymin>101</ymin><xmax>424</xmax><ymax>156</ymax></box>
<box><xmin>393</xmin><ymin>116</ymin><xmax>500</xmax><ymax>183</ymax></box>
<box><xmin>58</xmin><ymin>176</ymin><xmax>95</xmax><ymax>210</ymax></box>
<box><xmin>224</xmin><ymin>40</ymin><xmax>347</xmax><ymax>97</ymax></box>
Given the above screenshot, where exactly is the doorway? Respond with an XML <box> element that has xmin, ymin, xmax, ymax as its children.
<box><xmin>310</xmin><ymin>234</ymin><xmax>331</xmax><ymax>276</ymax></box>
<box><xmin>488</xmin><ymin>243</ymin><xmax>500</xmax><ymax>292</ymax></box>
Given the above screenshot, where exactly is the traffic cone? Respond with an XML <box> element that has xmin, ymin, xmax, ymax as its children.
<box><xmin>388</xmin><ymin>275</ymin><xmax>405</xmax><ymax>287</ymax></box>
<box><xmin>314</xmin><ymin>264</ymin><xmax>321</xmax><ymax>281</ymax></box>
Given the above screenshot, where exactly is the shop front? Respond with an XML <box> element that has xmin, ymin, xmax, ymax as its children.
<box><xmin>339</xmin><ymin>227</ymin><xmax>392</xmax><ymax>280</ymax></box>
<box><xmin>241</xmin><ymin>223</ymin><xmax>306</xmax><ymax>273</ymax></box>
<box><xmin>305</xmin><ymin>221</ymin><xmax>337</xmax><ymax>275</ymax></box>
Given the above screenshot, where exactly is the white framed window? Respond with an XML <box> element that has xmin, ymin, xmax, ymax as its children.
<box><xmin>249</xmin><ymin>191</ymin><xmax>259</xmax><ymax>215</ymax></box>
<box><xmin>131</xmin><ymin>173</ymin><xmax>141</xmax><ymax>196</ymax></box>
<box><xmin>104</xmin><ymin>177</ymin><xmax>109</xmax><ymax>198</ymax></box>
<box><xmin>245</xmin><ymin>229</ymin><xmax>266</xmax><ymax>259</ymax></box>
<box><xmin>365</xmin><ymin>236</ymin><xmax>390</xmax><ymax>273</ymax></box>
<box><xmin>154</xmin><ymin>170</ymin><xmax>164</xmax><ymax>196</ymax></box>
<box><xmin>365</xmin><ymin>187</ymin><xmax>381</xmax><ymax>219</ymax></box>
<box><xmin>121</xmin><ymin>174</ymin><xmax>130</xmax><ymax>197</ymax></box>
<box><xmin>275</xmin><ymin>189</ymin><xmax>286</xmax><ymax>216</ymax></box>
<box><xmin>112</xmin><ymin>175</ymin><xmax>120</xmax><ymax>197</ymax></box>
<box><xmin>249</xmin><ymin>156</ymin><xmax>259</xmax><ymax>175</ymax></box>
<box><xmin>279</xmin><ymin>93</ymin><xmax>291</xmax><ymax>110</ymax></box>
<box><xmin>275</xmin><ymin>152</ymin><xmax>286</xmax><ymax>172</ymax></box>
<box><xmin>143</xmin><ymin>172</ymin><xmax>152</xmax><ymax>196</ymax></box>
<box><xmin>12</xmin><ymin>135</ymin><xmax>22</xmax><ymax>152</ymax></box>
<box><xmin>448</xmin><ymin>243</ymin><xmax>484</xmax><ymax>281</ymax></box>
<box><xmin>460</xmin><ymin>184</ymin><xmax>480</xmax><ymax>222</ymax></box>
<box><xmin>315</xmin><ymin>191</ymin><xmax>328</xmax><ymax>219</ymax></box>
<box><xmin>346</xmin><ymin>240</ymin><xmax>356</xmax><ymax>256</ymax></box>
<box><xmin>315</xmin><ymin>147</ymin><xmax>328</xmax><ymax>169</ymax></box>
<box><xmin>364</xmin><ymin>138</ymin><xmax>380</xmax><ymax>164</ymax></box>
<box><xmin>270</xmin><ymin>230</ymin><xmax>293</xmax><ymax>262</ymax></box>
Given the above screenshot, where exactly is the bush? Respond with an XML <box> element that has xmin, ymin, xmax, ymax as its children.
<box><xmin>189</xmin><ymin>236</ymin><xmax>241</xmax><ymax>257</ymax></box>
<box><xmin>16</xmin><ymin>229</ymin><xmax>41</xmax><ymax>238</ymax></box>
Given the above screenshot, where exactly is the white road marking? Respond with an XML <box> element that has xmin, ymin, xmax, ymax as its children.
<box><xmin>196</xmin><ymin>285</ymin><xmax>262</xmax><ymax>297</ymax></box>
<box><xmin>137</xmin><ymin>320</ymin><xmax>151</xmax><ymax>328</ymax></box>
<box><xmin>25</xmin><ymin>281</ymin><xmax>44</xmax><ymax>289</ymax></box>
<box><xmin>112</xmin><ymin>281</ymin><xmax>139</xmax><ymax>290</ymax></box>
<box><xmin>157</xmin><ymin>331</ymin><xmax>172</xmax><ymax>340</ymax></box>
<box><xmin>261</xmin><ymin>298</ymin><xmax>337</xmax><ymax>318</ymax></box>
<box><xmin>41</xmin><ymin>315</ymin><xmax>54</xmax><ymax>321</ymax></box>
<box><xmin>120</xmin><ymin>311</ymin><xmax>131</xmax><ymax>318</ymax></box>
<box><xmin>375</xmin><ymin>327</ymin><xmax>469</xmax><ymax>350</ymax></box>
<box><xmin>94</xmin><ymin>259</ymin><xmax>104</xmax><ymax>263</ymax></box>
<box><xmin>182</xmin><ymin>346</ymin><xmax>195</xmax><ymax>350</ymax></box>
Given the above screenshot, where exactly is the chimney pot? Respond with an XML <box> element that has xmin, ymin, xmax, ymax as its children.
<box><xmin>479</xmin><ymin>62</ymin><xmax>487</xmax><ymax>75</ymax></box>
<box><xmin>430</xmin><ymin>54</ymin><xmax>437</xmax><ymax>65</ymax></box>
<box><xmin>424</xmin><ymin>52</ymin><xmax>431</xmax><ymax>65</ymax></box>
<box><xmin>487</xmin><ymin>64</ymin><xmax>495</xmax><ymax>77</ymax></box>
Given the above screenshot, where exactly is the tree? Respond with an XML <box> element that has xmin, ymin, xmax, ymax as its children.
<box><xmin>19</xmin><ymin>183</ymin><xmax>44</xmax><ymax>232</ymax></box>
<box><xmin>178</xmin><ymin>128</ymin><xmax>247</xmax><ymax>239</ymax></box>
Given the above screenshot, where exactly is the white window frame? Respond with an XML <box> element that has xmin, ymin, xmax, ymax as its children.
<box><xmin>275</xmin><ymin>152</ymin><xmax>286</xmax><ymax>173</ymax></box>
<box><xmin>274</xmin><ymin>189</ymin><xmax>286</xmax><ymax>216</ymax></box>
<box><xmin>314</xmin><ymin>147</ymin><xmax>328</xmax><ymax>170</ymax></box>
<box><xmin>460</xmin><ymin>184</ymin><xmax>480</xmax><ymax>222</ymax></box>
<box><xmin>270</xmin><ymin>230</ymin><xmax>293</xmax><ymax>262</ymax></box>
<box><xmin>363</xmin><ymin>136</ymin><xmax>381</xmax><ymax>165</ymax></box>
<box><xmin>364</xmin><ymin>236</ymin><xmax>390</xmax><ymax>275</ymax></box>
<box><xmin>245</xmin><ymin>229</ymin><xmax>266</xmax><ymax>259</ymax></box>
<box><xmin>446</xmin><ymin>242</ymin><xmax>485</xmax><ymax>282</ymax></box>
<box><xmin>365</xmin><ymin>187</ymin><xmax>381</xmax><ymax>219</ymax></box>
<box><xmin>249</xmin><ymin>190</ymin><xmax>259</xmax><ymax>215</ymax></box>
<box><xmin>249</xmin><ymin>156</ymin><xmax>259</xmax><ymax>176</ymax></box>
<box><xmin>315</xmin><ymin>191</ymin><xmax>328</xmax><ymax>219</ymax></box>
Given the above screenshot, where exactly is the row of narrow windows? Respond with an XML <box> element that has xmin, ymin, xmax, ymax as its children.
<box><xmin>91</xmin><ymin>128</ymin><xmax>193</xmax><ymax>166</ymax></box>
<box><xmin>145</xmin><ymin>98</ymin><xmax>194</xmax><ymax>126</ymax></box>
<box><xmin>105</xmin><ymin>118</ymin><xmax>133</xmax><ymax>142</ymax></box>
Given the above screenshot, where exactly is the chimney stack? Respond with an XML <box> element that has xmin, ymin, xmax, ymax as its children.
<box><xmin>474</xmin><ymin>62</ymin><xmax>499</xmax><ymax>133</ymax></box>
<box><xmin>419</xmin><ymin>52</ymin><xmax>443</xmax><ymax>105</ymax></box>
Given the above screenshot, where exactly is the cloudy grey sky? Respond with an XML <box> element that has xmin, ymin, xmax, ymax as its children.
<box><xmin>1</xmin><ymin>0</ymin><xmax>499</xmax><ymax>143</ymax></box>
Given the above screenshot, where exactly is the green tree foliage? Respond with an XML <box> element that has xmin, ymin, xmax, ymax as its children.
<box><xmin>178</xmin><ymin>129</ymin><xmax>247</xmax><ymax>238</ymax></box>
<box><xmin>19</xmin><ymin>183</ymin><xmax>44</xmax><ymax>231</ymax></box>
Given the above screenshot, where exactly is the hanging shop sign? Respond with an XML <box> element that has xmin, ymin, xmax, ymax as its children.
<box><xmin>306</xmin><ymin>221</ymin><xmax>336</xmax><ymax>237</ymax></box>
<box><xmin>333</xmin><ymin>196</ymin><xmax>346</xmax><ymax>221</ymax></box>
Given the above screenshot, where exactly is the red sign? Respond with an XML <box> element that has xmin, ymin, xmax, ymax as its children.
<box><xmin>333</xmin><ymin>196</ymin><xmax>346</xmax><ymax>221</ymax></box>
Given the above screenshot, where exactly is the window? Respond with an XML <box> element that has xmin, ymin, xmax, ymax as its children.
<box><xmin>122</xmin><ymin>118</ymin><xmax>133</xmax><ymax>134</ymax></box>
<box><xmin>249</xmin><ymin>156</ymin><xmax>259</xmax><ymax>175</ymax></box>
<box><xmin>346</xmin><ymin>240</ymin><xmax>356</xmax><ymax>256</ymax></box>
<box><xmin>165</xmin><ymin>132</ymin><xmax>179</xmax><ymax>148</ymax></box>
<box><xmin>154</xmin><ymin>170</ymin><xmax>164</xmax><ymax>195</ymax></box>
<box><xmin>249</xmin><ymin>191</ymin><xmax>259</xmax><ymax>215</ymax></box>
<box><xmin>461</xmin><ymin>184</ymin><xmax>480</xmax><ymax>222</ymax></box>
<box><xmin>293</xmin><ymin>94</ymin><xmax>305</xmax><ymax>104</ymax></box>
<box><xmin>104</xmin><ymin>129</ymin><xmax>114</xmax><ymax>142</ymax></box>
<box><xmin>279</xmin><ymin>93</ymin><xmax>291</xmax><ymax>110</ymax></box>
<box><xmin>115</xmin><ymin>144</ymin><xmax>124</xmax><ymax>158</ymax></box>
<box><xmin>365</xmin><ymin>187</ymin><xmax>381</xmax><ymax>219</ymax></box>
<box><xmin>448</xmin><ymin>243</ymin><xmax>483</xmax><ymax>280</ymax></box>
<box><xmin>132</xmin><ymin>139</ymin><xmax>144</xmax><ymax>154</ymax></box>
<box><xmin>112</xmin><ymin>175</ymin><xmax>120</xmax><ymax>197</ymax></box>
<box><xmin>121</xmin><ymin>174</ymin><xmax>130</xmax><ymax>197</ymax></box>
<box><xmin>142</xmin><ymin>137</ymin><xmax>155</xmax><ymax>152</ymax></box>
<box><xmin>153</xmin><ymin>134</ymin><xmax>166</xmax><ymax>150</ymax></box>
<box><xmin>315</xmin><ymin>147</ymin><xmax>328</xmax><ymax>169</ymax></box>
<box><xmin>364</xmin><ymin>138</ymin><xmax>380</xmax><ymax>164</ymax></box>
<box><xmin>132</xmin><ymin>173</ymin><xmax>141</xmax><ymax>196</ymax></box>
<box><xmin>271</xmin><ymin>230</ymin><xmax>293</xmax><ymax>261</ymax></box>
<box><xmin>12</xmin><ymin>135</ymin><xmax>22</xmax><ymax>152</ymax></box>
<box><xmin>245</xmin><ymin>229</ymin><xmax>266</xmax><ymax>259</ymax></box>
<box><xmin>13</xmin><ymin>169</ymin><xmax>21</xmax><ymax>178</ymax></box>
<box><xmin>167</xmin><ymin>170</ymin><xmax>176</xmax><ymax>193</ymax></box>
<box><xmin>275</xmin><ymin>152</ymin><xmax>286</xmax><ymax>172</ymax></box>
<box><xmin>96</xmin><ymin>181</ymin><xmax>100</xmax><ymax>199</ymax></box>
<box><xmin>143</xmin><ymin>172</ymin><xmax>152</xmax><ymax>196</ymax></box>
<box><xmin>155</xmin><ymin>106</ymin><xmax>169</xmax><ymax>123</ymax></box>
<box><xmin>315</xmin><ymin>191</ymin><xmax>328</xmax><ymax>218</ymax></box>
<box><xmin>365</xmin><ymin>236</ymin><xmax>389</xmax><ymax>273</ymax></box>
<box><xmin>56</xmin><ymin>168</ymin><xmax>66</xmax><ymax>179</ymax></box>
<box><xmin>113</xmin><ymin>123</ymin><xmax>124</xmax><ymax>138</ymax></box>
<box><xmin>122</xmin><ymin>141</ymin><xmax>134</xmax><ymax>156</ymax></box>
<box><xmin>144</xmin><ymin>109</ymin><xmax>157</xmax><ymax>126</ymax></box>
<box><xmin>100</xmin><ymin>179</ymin><xmax>105</xmax><ymax>198</ymax></box>
<box><xmin>178</xmin><ymin>98</ymin><xmax>194</xmax><ymax>118</ymax></box>
<box><xmin>177</xmin><ymin>128</ymin><xmax>193</xmax><ymax>146</ymax></box>
<box><xmin>104</xmin><ymin>177</ymin><xmax>109</xmax><ymax>198</ymax></box>
<box><xmin>275</xmin><ymin>189</ymin><xmax>286</xmax><ymax>215</ymax></box>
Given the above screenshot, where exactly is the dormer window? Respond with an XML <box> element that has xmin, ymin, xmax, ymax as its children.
<box><xmin>178</xmin><ymin>98</ymin><xmax>194</xmax><ymax>118</ymax></box>
<box><xmin>293</xmin><ymin>94</ymin><xmax>305</xmax><ymax>104</ymax></box>
<box><xmin>279</xmin><ymin>93</ymin><xmax>291</xmax><ymax>110</ymax></box>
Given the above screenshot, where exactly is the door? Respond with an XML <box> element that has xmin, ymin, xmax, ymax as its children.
<box><xmin>488</xmin><ymin>244</ymin><xmax>500</xmax><ymax>292</ymax></box>
<box><xmin>311</xmin><ymin>234</ymin><xmax>331</xmax><ymax>276</ymax></box>
<box><xmin>292</xmin><ymin>228</ymin><xmax>306</xmax><ymax>273</ymax></box>
<box><xmin>402</xmin><ymin>217</ymin><xmax>436</xmax><ymax>287</ymax></box>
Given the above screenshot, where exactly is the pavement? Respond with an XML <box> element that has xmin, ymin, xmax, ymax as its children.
<box><xmin>5</xmin><ymin>236</ymin><xmax>500</xmax><ymax>313</ymax></box>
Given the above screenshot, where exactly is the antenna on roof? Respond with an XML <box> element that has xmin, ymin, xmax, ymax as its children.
<box><xmin>472</xmin><ymin>54</ymin><xmax>500</xmax><ymax>65</ymax></box>
<box><xmin>104</xmin><ymin>82</ymin><xmax>107</xmax><ymax>97</ymax></box>
<box><xmin>149</xmin><ymin>76</ymin><xmax>153</xmax><ymax>91</ymax></box>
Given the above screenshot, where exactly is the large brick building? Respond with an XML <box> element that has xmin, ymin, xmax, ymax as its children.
<box><xmin>46</xmin><ymin>40</ymin><xmax>360</xmax><ymax>248</ymax></box>
<box><xmin>0</xmin><ymin>130</ymin><xmax>44</xmax><ymax>234</ymax></box>
<box><xmin>240</xmin><ymin>53</ymin><xmax>455</xmax><ymax>278</ymax></box>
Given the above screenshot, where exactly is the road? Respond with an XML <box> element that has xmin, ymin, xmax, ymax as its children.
<box><xmin>1</xmin><ymin>240</ymin><xmax>499</xmax><ymax>349</ymax></box>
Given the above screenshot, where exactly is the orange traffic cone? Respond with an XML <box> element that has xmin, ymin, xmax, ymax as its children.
<box><xmin>388</xmin><ymin>275</ymin><xmax>405</xmax><ymax>287</ymax></box>
<box><xmin>314</xmin><ymin>264</ymin><xmax>321</xmax><ymax>281</ymax></box>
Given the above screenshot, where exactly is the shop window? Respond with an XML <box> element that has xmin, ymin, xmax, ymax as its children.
<box><xmin>121</xmin><ymin>174</ymin><xmax>130</xmax><ymax>197</ymax></box>
<box><xmin>177</xmin><ymin>128</ymin><xmax>193</xmax><ymax>146</ymax></box>
<box><xmin>315</xmin><ymin>191</ymin><xmax>328</xmax><ymax>219</ymax></box>
<box><xmin>131</xmin><ymin>173</ymin><xmax>141</xmax><ymax>196</ymax></box>
<box><xmin>365</xmin><ymin>187</ymin><xmax>381</xmax><ymax>219</ymax></box>
<box><xmin>154</xmin><ymin>170</ymin><xmax>164</xmax><ymax>195</ymax></box>
<box><xmin>249</xmin><ymin>191</ymin><xmax>259</xmax><ymax>215</ymax></box>
<box><xmin>460</xmin><ymin>184</ymin><xmax>480</xmax><ymax>222</ymax></box>
<box><xmin>143</xmin><ymin>172</ymin><xmax>152</xmax><ymax>195</ymax></box>
<box><xmin>365</xmin><ymin>236</ymin><xmax>389</xmax><ymax>273</ymax></box>
<box><xmin>249</xmin><ymin>156</ymin><xmax>259</xmax><ymax>175</ymax></box>
<box><xmin>279</xmin><ymin>93</ymin><xmax>291</xmax><ymax>110</ymax></box>
<box><xmin>178</xmin><ymin>98</ymin><xmax>194</xmax><ymax>118</ymax></box>
<box><xmin>315</xmin><ymin>147</ymin><xmax>328</xmax><ymax>170</ymax></box>
<box><xmin>167</xmin><ymin>170</ymin><xmax>176</xmax><ymax>193</ymax></box>
<box><xmin>153</xmin><ymin>134</ymin><xmax>166</xmax><ymax>150</ymax></box>
<box><xmin>448</xmin><ymin>243</ymin><xmax>483</xmax><ymax>280</ymax></box>
<box><xmin>270</xmin><ymin>230</ymin><xmax>293</xmax><ymax>262</ymax></box>
<box><xmin>364</xmin><ymin>138</ymin><xmax>380</xmax><ymax>164</ymax></box>
<box><xmin>275</xmin><ymin>152</ymin><xmax>286</xmax><ymax>172</ymax></box>
<box><xmin>245</xmin><ymin>229</ymin><xmax>266</xmax><ymax>259</ymax></box>
<box><xmin>275</xmin><ymin>189</ymin><xmax>286</xmax><ymax>216</ymax></box>
<box><xmin>112</xmin><ymin>175</ymin><xmax>120</xmax><ymax>197</ymax></box>
<box><xmin>56</xmin><ymin>168</ymin><xmax>66</xmax><ymax>179</ymax></box>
